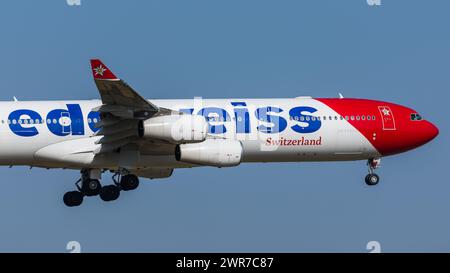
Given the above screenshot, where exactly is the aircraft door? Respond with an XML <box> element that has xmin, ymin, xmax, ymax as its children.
<box><xmin>60</xmin><ymin>112</ymin><xmax>72</xmax><ymax>134</ymax></box>
<box><xmin>377</xmin><ymin>106</ymin><xmax>396</xmax><ymax>130</ymax></box>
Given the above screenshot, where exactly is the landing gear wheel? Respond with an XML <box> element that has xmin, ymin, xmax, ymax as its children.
<box><xmin>120</xmin><ymin>175</ymin><xmax>139</xmax><ymax>191</ymax></box>
<box><xmin>81</xmin><ymin>179</ymin><xmax>102</xmax><ymax>196</ymax></box>
<box><xmin>365</xmin><ymin>174</ymin><xmax>380</xmax><ymax>186</ymax></box>
<box><xmin>99</xmin><ymin>185</ymin><xmax>121</xmax><ymax>202</ymax></box>
<box><xmin>63</xmin><ymin>191</ymin><xmax>83</xmax><ymax>207</ymax></box>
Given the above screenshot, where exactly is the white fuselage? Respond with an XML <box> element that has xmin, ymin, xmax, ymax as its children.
<box><xmin>0</xmin><ymin>98</ymin><xmax>379</xmax><ymax>169</ymax></box>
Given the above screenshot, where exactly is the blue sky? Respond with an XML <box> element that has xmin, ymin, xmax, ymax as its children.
<box><xmin>0</xmin><ymin>0</ymin><xmax>448</xmax><ymax>252</ymax></box>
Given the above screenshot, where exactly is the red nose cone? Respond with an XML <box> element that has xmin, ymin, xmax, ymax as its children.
<box><xmin>378</xmin><ymin>119</ymin><xmax>439</xmax><ymax>156</ymax></box>
<box><xmin>426</xmin><ymin>121</ymin><xmax>439</xmax><ymax>142</ymax></box>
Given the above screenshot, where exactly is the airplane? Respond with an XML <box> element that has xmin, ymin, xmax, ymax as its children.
<box><xmin>0</xmin><ymin>59</ymin><xmax>438</xmax><ymax>207</ymax></box>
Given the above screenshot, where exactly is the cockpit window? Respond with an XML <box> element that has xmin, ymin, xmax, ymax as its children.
<box><xmin>411</xmin><ymin>113</ymin><xmax>423</xmax><ymax>121</ymax></box>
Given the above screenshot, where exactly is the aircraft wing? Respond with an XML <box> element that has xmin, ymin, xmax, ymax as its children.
<box><xmin>89</xmin><ymin>59</ymin><xmax>175</xmax><ymax>155</ymax></box>
<box><xmin>90</xmin><ymin>59</ymin><xmax>160</xmax><ymax>118</ymax></box>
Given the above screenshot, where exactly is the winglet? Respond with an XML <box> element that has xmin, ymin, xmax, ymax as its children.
<box><xmin>90</xmin><ymin>59</ymin><xmax>118</xmax><ymax>80</ymax></box>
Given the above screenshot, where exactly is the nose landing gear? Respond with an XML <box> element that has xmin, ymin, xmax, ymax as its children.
<box><xmin>63</xmin><ymin>169</ymin><xmax>140</xmax><ymax>207</ymax></box>
<box><xmin>365</xmin><ymin>158</ymin><xmax>381</xmax><ymax>186</ymax></box>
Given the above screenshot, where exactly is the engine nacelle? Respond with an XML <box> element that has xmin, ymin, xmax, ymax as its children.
<box><xmin>175</xmin><ymin>139</ymin><xmax>243</xmax><ymax>167</ymax></box>
<box><xmin>139</xmin><ymin>115</ymin><xmax>208</xmax><ymax>144</ymax></box>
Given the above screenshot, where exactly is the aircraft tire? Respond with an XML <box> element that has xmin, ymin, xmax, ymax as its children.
<box><xmin>365</xmin><ymin>174</ymin><xmax>379</xmax><ymax>186</ymax></box>
<box><xmin>63</xmin><ymin>191</ymin><xmax>83</xmax><ymax>207</ymax></box>
<box><xmin>82</xmin><ymin>179</ymin><xmax>102</xmax><ymax>196</ymax></box>
<box><xmin>99</xmin><ymin>185</ymin><xmax>121</xmax><ymax>201</ymax></box>
<box><xmin>120</xmin><ymin>175</ymin><xmax>139</xmax><ymax>191</ymax></box>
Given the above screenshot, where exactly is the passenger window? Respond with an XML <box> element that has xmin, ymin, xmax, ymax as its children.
<box><xmin>372</xmin><ymin>116</ymin><xmax>376</xmax><ymax>120</ymax></box>
<box><xmin>356</xmin><ymin>116</ymin><xmax>360</xmax><ymax>121</ymax></box>
<box><xmin>361</xmin><ymin>115</ymin><xmax>365</xmax><ymax>121</ymax></box>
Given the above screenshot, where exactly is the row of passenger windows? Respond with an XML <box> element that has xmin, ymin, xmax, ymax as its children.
<box><xmin>0</xmin><ymin>118</ymin><xmax>99</xmax><ymax>125</ymax></box>
<box><xmin>1</xmin><ymin>115</ymin><xmax>377</xmax><ymax>124</ymax></box>
<box><xmin>207</xmin><ymin>115</ymin><xmax>377</xmax><ymax>122</ymax></box>
<box><xmin>290</xmin><ymin>115</ymin><xmax>376</xmax><ymax>122</ymax></box>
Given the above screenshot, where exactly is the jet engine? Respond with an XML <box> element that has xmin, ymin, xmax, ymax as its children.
<box><xmin>175</xmin><ymin>139</ymin><xmax>243</xmax><ymax>167</ymax></box>
<box><xmin>139</xmin><ymin>115</ymin><xmax>208</xmax><ymax>144</ymax></box>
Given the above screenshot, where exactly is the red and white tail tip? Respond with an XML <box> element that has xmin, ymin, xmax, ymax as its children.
<box><xmin>90</xmin><ymin>59</ymin><xmax>118</xmax><ymax>80</ymax></box>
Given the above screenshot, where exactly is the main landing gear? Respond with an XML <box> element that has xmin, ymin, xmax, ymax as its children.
<box><xmin>365</xmin><ymin>158</ymin><xmax>381</xmax><ymax>186</ymax></box>
<box><xmin>98</xmin><ymin>172</ymin><xmax>139</xmax><ymax>202</ymax></box>
<box><xmin>63</xmin><ymin>169</ymin><xmax>140</xmax><ymax>207</ymax></box>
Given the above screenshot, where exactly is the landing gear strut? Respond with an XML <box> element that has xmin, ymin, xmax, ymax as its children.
<box><xmin>365</xmin><ymin>158</ymin><xmax>381</xmax><ymax>186</ymax></box>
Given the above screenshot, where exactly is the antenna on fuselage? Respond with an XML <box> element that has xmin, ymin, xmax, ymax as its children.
<box><xmin>338</xmin><ymin>93</ymin><xmax>344</xmax><ymax>99</ymax></box>
<box><xmin>13</xmin><ymin>96</ymin><xmax>18</xmax><ymax>102</ymax></box>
